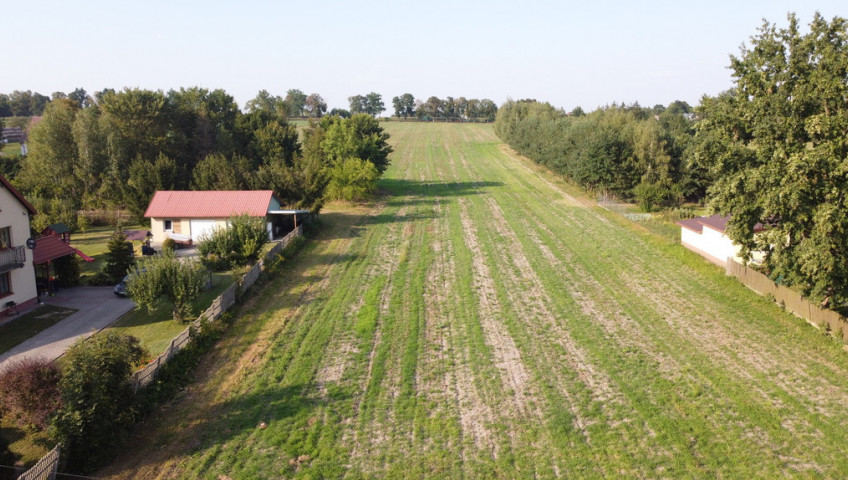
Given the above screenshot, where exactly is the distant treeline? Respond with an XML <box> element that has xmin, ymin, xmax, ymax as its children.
<box><xmin>5</xmin><ymin>87</ymin><xmax>391</xmax><ymax>229</ymax></box>
<box><xmin>494</xmin><ymin>99</ymin><xmax>710</xmax><ymax>210</ymax></box>
<box><xmin>391</xmin><ymin>94</ymin><xmax>498</xmax><ymax>122</ymax></box>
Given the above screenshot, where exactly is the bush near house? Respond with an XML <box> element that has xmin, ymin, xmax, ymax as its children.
<box><xmin>0</xmin><ymin>359</ymin><xmax>62</xmax><ymax>431</ymax></box>
<box><xmin>197</xmin><ymin>214</ymin><xmax>268</xmax><ymax>270</ymax></box>
<box><xmin>50</xmin><ymin>332</ymin><xmax>147</xmax><ymax>473</ymax></box>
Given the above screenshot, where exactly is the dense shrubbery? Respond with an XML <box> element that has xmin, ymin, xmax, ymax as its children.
<box><xmin>494</xmin><ymin>100</ymin><xmax>706</xmax><ymax>210</ymax></box>
<box><xmin>324</xmin><ymin>157</ymin><xmax>379</xmax><ymax>202</ymax></box>
<box><xmin>197</xmin><ymin>214</ymin><xmax>268</xmax><ymax>269</ymax></box>
<box><xmin>50</xmin><ymin>332</ymin><xmax>147</xmax><ymax>472</ymax></box>
<box><xmin>53</xmin><ymin>254</ymin><xmax>81</xmax><ymax>287</ymax></box>
<box><xmin>0</xmin><ymin>359</ymin><xmax>62</xmax><ymax>430</ymax></box>
<box><xmin>127</xmin><ymin>251</ymin><xmax>207</xmax><ymax>322</ymax></box>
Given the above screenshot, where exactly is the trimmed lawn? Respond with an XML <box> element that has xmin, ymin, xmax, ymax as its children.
<box><xmin>71</xmin><ymin>225</ymin><xmax>147</xmax><ymax>278</ymax></box>
<box><xmin>106</xmin><ymin>271</ymin><xmax>238</xmax><ymax>357</ymax></box>
<box><xmin>0</xmin><ymin>305</ymin><xmax>77</xmax><ymax>356</ymax></box>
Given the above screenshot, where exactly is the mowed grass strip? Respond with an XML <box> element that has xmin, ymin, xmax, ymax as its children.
<box><xmin>100</xmin><ymin>123</ymin><xmax>848</xmax><ymax>479</ymax></box>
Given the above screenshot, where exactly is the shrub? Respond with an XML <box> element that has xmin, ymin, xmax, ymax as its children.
<box><xmin>50</xmin><ymin>332</ymin><xmax>147</xmax><ymax>473</ymax></box>
<box><xmin>99</xmin><ymin>231</ymin><xmax>135</xmax><ymax>284</ymax></box>
<box><xmin>0</xmin><ymin>359</ymin><xmax>62</xmax><ymax>430</ymax></box>
<box><xmin>162</xmin><ymin>237</ymin><xmax>176</xmax><ymax>253</ymax></box>
<box><xmin>197</xmin><ymin>214</ymin><xmax>268</xmax><ymax>269</ymax></box>
<box><xmin>324</xmin><ymin>157</ymin><xmax>378</xmax><ymax>202</ymax></box>
<box><xmin>127</xmin><ymin>251</ymin><xmax>207</xmax><ymax>322</ymax></box>
<box><xmin>53</xmin><ymin>254</ymin><xmax>81</xmax><ymax>288</ymax></box>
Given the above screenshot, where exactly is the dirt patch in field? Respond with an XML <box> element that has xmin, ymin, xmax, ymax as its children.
<box><xmin>458</xmin><ymin>198</ymin><xmax>542</xmax><ymax>425</ymax></box>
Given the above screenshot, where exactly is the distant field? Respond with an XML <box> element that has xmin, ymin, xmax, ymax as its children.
<box><xmin>101</xmin><ymin>123</ymin><xmax>848</xmax><ymax>479</ymax></box>
<box><xmin>1</xmin><ymin>142</ymin><xmax>21</xmax><ymax>157</ymax></box>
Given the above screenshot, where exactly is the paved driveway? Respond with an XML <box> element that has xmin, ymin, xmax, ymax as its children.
<box><xmin>0</xmin><ymin>287</ymin><xmax>135</xmax><ymax>370</ymax></box>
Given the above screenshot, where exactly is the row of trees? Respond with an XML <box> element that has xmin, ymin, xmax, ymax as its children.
<box><xmin>496</xmin><ymin>13</ymin><xmax>848</xmax><ymax>308</ymax></box>
<box><xmin>0</xmin><ymin>88</ymin><xmax>92</xmax><ymax>117</ymax></box>
<box><xmin>244</xmin><ymin>88</ymin><xmax>327</xmax><ymax>118</ymax></box>
<box><xmin>12</xmin><ymin>87</ymin><xmax>391</xmax><ymax>229</ymax></box>
<box><xmin>390</xmin><ymin>94</ymin><xmax>498</xmax><ymax>121</ymax></box>
<box><xmin>494</xmin><ymin>99</ymin><xmax>703</xmax><ymax>210</ymax></box>
<box><xmin>697</xmin><ymin>13</ymin><xmax>848</xmax><ymax>307</ymax></box>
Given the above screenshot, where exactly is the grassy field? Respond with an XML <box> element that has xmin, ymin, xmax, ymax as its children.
<box><xmin>99</xmin><ymin>123</ymin><xmax>848</xmax><ymax>479</ymax></box>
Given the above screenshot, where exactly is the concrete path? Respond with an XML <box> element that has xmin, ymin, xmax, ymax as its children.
<box><xmin>0</xmin><ymin>287</ymin><xmax>135</xmax><ymax>370</ymax></box>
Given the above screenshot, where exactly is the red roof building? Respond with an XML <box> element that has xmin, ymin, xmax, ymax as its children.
<box><xmin>144</xmin><ymin>190</ymin><xmax>287</xmax><ymax>245</ymax></box>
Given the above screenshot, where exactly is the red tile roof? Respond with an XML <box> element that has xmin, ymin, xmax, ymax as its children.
<box><xmin>33</xmin><ymin>235</ymin><xmax>77</xmax><ymax>265</ymax></box>
<box><xmin>0</xmin><ymin>174</ymin><xmax>37</xmax><ymax>215</ymax></box>
<box><xmin>144</xmin><ymin>191</ymin><xmax>277</xmax><ymax>218</ymax></box>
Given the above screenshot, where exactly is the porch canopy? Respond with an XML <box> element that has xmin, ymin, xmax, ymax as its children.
<box><xmin>33</xmin><ymin>236</ymin><xmax>94</xmax><ymax>264</ymax></box>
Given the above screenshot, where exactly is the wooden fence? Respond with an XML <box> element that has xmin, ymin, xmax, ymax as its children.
<box><xmin>132</xmin><ymin>226</ymin><xmax>303</xmax><ymax>390</ymax></box>
<box><xmin>17</xmin><ymin>445</ymin><xmax>59</xmax><ymax>480</ymax></box>
<box><xmin>726</xmin><ymin>259</ymin><xmax>848</xmax><ymax>341</ymax></box>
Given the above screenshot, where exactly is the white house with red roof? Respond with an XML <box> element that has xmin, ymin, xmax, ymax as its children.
<box><xmin>144</xmin><ymin>190</ymin><xmax>305</xmax><ymax>246</ymax></box>
<box><xmin>0</xmin><ymin>175</ymin><xmax>38</xmax><ymax>314</ymax></box>
<box><xmin>676</xmin><ymin>214</ymin><xmax>765</xmax><ymax>267</ymax></box>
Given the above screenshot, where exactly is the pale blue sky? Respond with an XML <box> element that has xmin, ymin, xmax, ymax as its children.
<box><xmin>4</xmin><ymin>1</ymin><xmax>846</xmax><ymax>112</ymax></box>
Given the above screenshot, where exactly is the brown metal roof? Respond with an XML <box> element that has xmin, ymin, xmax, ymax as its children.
<box><xmin>0</xmin><ymin>174</ymin><xmax>37</xmax><ymax>215</ymax></box>
<box><xmin>32</xmin><ymin>235</ymin><xmax>76</xmax><ymax>264</ymax></box>
<box><xmin>677</xmin><ymin>214</ymin><xmax>766</xmax><ymax>234</ymax></box>
<box><xmin>144</xmin><ymin>191</ymin><xmax>277</xmax><ymax>218</ymax></box>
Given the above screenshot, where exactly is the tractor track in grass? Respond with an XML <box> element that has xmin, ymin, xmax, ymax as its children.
<box><xmin>99</xmin><ymin>123</ymin><xmax>848</xmax><ymax>479</ymax></box>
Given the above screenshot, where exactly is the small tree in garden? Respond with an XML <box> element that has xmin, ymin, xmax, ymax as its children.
<box><xmin>50</xmin><ymin>332</ymin><xmax>146</xmax><ymax>472</ymax></box>
<box><xmin>197</xmin><ymin>214</ymin><xmax>268</xmax><ymax>269</ymax></box>
<box><xmin>0</xmin><ymin>358</ymin><xmax>62</xmax><ymax>430</ymax></box>
<box><xmin>127</xmin><ymin>251</ymin><xmax>206</xmax><ymax>322</ymax></box>
<box><xmin>100</xmin><ymin>230</ymin><xmax>135</xmax><ymax>283</ymax></box>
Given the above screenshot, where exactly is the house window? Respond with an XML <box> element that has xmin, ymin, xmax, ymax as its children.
<box><xmin>0</xmin><ymin>272</ymin><xmax>10</xmax><ymax>296</ymax></box>
<box><xmin>164</xmin><ymin>220</ymin><xmax>173</xmax><ymax>231</ymax></box>
<box><xmin>0</xmin><ymin>227</ymin><xmax>10</xmax><ymax>250</ymax></box>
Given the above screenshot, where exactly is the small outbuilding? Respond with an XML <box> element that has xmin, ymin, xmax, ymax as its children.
<box><xmin>144</xmin><ymin>190</ymin><xmax>307</xmax><ymax>246</ymax></box>
<box><xmin>677</xmin><ymin>214</ymin><xmax>764</xmax><ymax>267</ymax></box>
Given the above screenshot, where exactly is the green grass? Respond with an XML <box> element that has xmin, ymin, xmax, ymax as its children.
<box><xmin>1</xmin><ymin>142</ymin><xmax>21</xmax><ymax>158</ymax></box>
<box><xmin>71</xmin><ymin>225</ymin><xmax>147</xmax><ymax>278</ymax></box>
<box><xmin>106</xmin><ymin>271</ymin><xmax>237</xmax><ymax>357</ymax></box>
<box><xmin>0</xmin><ymin>305</ymin><xmax>77</xmax><ymax>355</ymax></box>
<box><xmin>100</xmin><ymin>123</ymin><xmax>848</xmax><ymax>479</ymax></box>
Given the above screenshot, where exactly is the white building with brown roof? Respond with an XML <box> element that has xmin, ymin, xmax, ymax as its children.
<box><xmin>676</xmin><ymin>214</ymin><xmax>765</xmax><ymax>267</ymax></box>
<box><xmin>144</xmin><ymin>190</ymin><xmax>306</xmax><ymax>246</ymax></box>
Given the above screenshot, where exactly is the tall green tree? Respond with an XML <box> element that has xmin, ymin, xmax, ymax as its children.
<box><xmin>285</xmin><ymin>89</ymin><xmax>307</xmax><ymax>117</ymax></box>
<box><xmin>392</xmin><ymin>93</ymin><xmax>415</xmax><ymax>117</ymax></box>
<box><xmin>319</xmin><ymin>114</ymin><xmax>392</xmax><ymax>173</ymax></box>
<box><xmin>304</xmin><ymin>93</ymin><xmax>327</xmax><ymax>118</ymax></box>
<box><xmin>364</xmin><ymin>92</ymin><xmax>385</xmax><ymax>116</ymax></box>
<box><xmin>16</xmin><ymin>99</ymin><xmax>81</xmax><ymax>202</ymax></box>
<box><xmin>700</xmin><ymin>13</ymin><xmax>848</xmax><ymax>305</ymax></box>
<box><xmin>348</xmin><ymin>95</ymin><xmax>365</xmax><ymax>114</ymax></box>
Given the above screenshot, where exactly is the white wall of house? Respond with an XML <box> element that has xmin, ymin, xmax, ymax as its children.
<box><xmin>150</xmin><ymin>217</ymin><xmax>235</xmax><ymax>244</ymax></box>
<box><xmin>680</xmin><ymin>225</ymin><xmax>747</xmax><ymax>266</ymax></box>
<box><xmin>0</xmin><ymin>185</ymin><xmax>37</xmax><ymax>308</ymax></box>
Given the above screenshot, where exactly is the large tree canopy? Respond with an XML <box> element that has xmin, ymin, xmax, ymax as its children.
<box><xmin>699</xmin><ymin>13</ymin><xmax>848</xmax><ymax>305</ymax></box>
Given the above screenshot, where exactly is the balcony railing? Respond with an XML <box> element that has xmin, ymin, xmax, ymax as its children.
<box><xmin>0</xmin><ymin>246</ymin><xmax>26</xmax><ymax>273</ymax></box>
